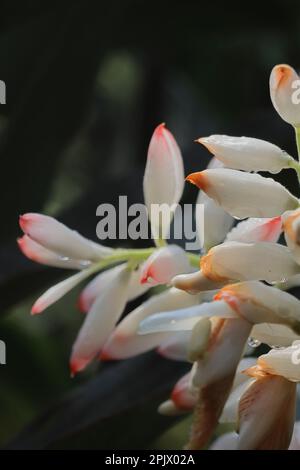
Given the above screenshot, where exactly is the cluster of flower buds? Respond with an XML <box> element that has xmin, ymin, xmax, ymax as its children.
<box><xmin>18</xmin><ymin>64</ymin><xmax>300</xmax><ymax>450</ymax></box>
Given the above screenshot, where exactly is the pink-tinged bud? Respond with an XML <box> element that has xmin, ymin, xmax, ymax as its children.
<box><xmin>237</xmin><ymin>372</ymin><xmax>296</xmax><ymax>449</ymax></box>
<box><xmin>79</xmin><ymin>263</ymin><xmax>149</xmax><ymax>313</ymax></box>
<box><xmin>198</xmin><ymin>135</ymin><xmax>293</xmax><ymax>173</ymax></box>
<box><xmin>143</xmin><ymin>124</ymin><xmax>185</xmax><ymax>242</ymax></box>
<box><xmin>215</xmin><ymin>281</ymin><xmax>300</xmax><ymax>334</ymax></box>
<box><xmin>226</xmin><ymin>217</ymin><xmax>282</xmax><ymax>244</ymax></box>
<box><xmin>140</xmin><ymin>245</ymin><xmax>191</xmax><ymax>285</ymax></box>
<box><xmin>101</xmin><ymin>287</ymin><xmax>200</xmax><ymax>360</ymax></box>
<box><xmin>171</xmin><ymin>372</ymin><xmax>197</xmax><ymax>411</ymax></box>
<box><xmin>31</xmin><ymin>268</ymin><xmax>94</xmax><ymax>314</ymax></box>
<box><xmin>186</xmin><ymin>169</ymin><xmax>299</xmax><ymax>219</ymax></box>
<box><xmin>201</xmin><ymin>241</ymin><xmax>299</xmax><ymax>284</ymax></box>
<box><xmin>270</xmin><ymin>64</ymin><xmax>300</xmax><ymax>127</ymax></box>
<box><xmin>19</xmin><ymin>213</ymin><xmax>112</xmax><ymax>262</ymax></box>
<box><xmin>158</xmin><ymin>399</ymin><xmax>186</xmax><ymax>416</ymax></box>
<box><xmin>70</xmin><ymin>267</ymin><xmax>131</xmax><ymax>374</ymax></box>
<box><xmin>17</xmin><ymin>235</ymin><xmax>89</xmax><ymax>270</ymax></box>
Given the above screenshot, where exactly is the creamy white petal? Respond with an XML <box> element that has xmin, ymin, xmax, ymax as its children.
<box><xmin>187</xmin><ymin>169</ymin><xmax>299</xmax><ymax>219</ymax></box>
<box><xmin>216</xmin><ymin>281</ymin><xmax>300</xmax><ymax>334</ymax></box>
<box><xmin>101</xmin><ymin>287</ymin><xmax>200</xmax><ymax>360</ymax></box>
<box><xmin>79</xmin><ymin>263</ymin><xmax>149</xmax><ymax>312</ymax></box>
<box><xmin>251</xmin><ymin>323</ymin><xmax>300</xmax><ymax>348</ymax></box>
<box><xmin>283</xmin><ymin>209</ymin><xmax>300</xmax><ymax>265</ymax></box>
<box><xmin>171</xmin><ymin>371</ymin><xmax>197</xmax><ymax>411</ymax></box>
<box><xmin>198</xmin><ymin>135</ymin><xmax>293</xmax><ymax>173</ymax></box>
<box><xmin>270</xmin><ymin>64</ymin><xmax>300</xmax><ymax>126</ymax></box>
<box><xmin>289</xmin><ymin>422</ymin><xmax>300</xmax><ymax>450</ymax></box>
<box><xmin>140</xmin><ymin>245</ymin><xmax>191</xmax><ymax>285</ymax></box>
<box><xmin>143</xmin><ymin>124</ymin><xmax>185</xmax><ymax>242</ymax></box>
<box><xmin>157</xmin><ymin>330</ymin><xmax>192</xmax><ymax>361</ymax></box>
<box><xmin>70</xmin><ymin>267</ymin><xmax>131</xmax><ymax>374</ymax></box>
<box><xmin>226</xmin><ymin>217</ymin><xmax>282</xmax><ymax>244</ymax></box>
<box><xmin>138</xmin><ymin>300</ymin><xmax>236</xmax><ymax>335</ymax></box>
<box><xmin>19</xmin><ymin>213</ymin><xmax>112</xmax><ymax>261</ymax></box>
<box><xmin>201</xmin><ymin>241</ymin><xmax>299</xmax><ymax>283</ymax></box>
<box><xmin>257</xmin><ymin>341</ymin><xmax>300</xmax><ymax>382</ymax></box>
<box><xmin>171</xmin><ymin>270</ymin><xmax>224</xmax><ymax>294</ymax></box>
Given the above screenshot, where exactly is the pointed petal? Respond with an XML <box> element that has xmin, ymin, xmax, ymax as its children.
<box><xmin>70</xmin><ymin>267</ymin><xmax>131</xmax><ymax>374</ymax></box>
<box><xmin>158</xmin><ymin>399</ymin><xmax>186</xmax><ymax>416</ymax></box>
<box><xmin>197</xmin><ymin>135</ymin><xmax>293</xmax><ymax>173</ymax></box>
<box><xmin>19</xmin><ymin>213</ymin><xmax>112</xmax><ymax>261</ymax></box>
<box><xmin>31</xmin><ymin>268</ymin><xmax>94</xmax><ymax>314</ymax></box>
<box><xmin>17</xmin><ymin>235</ymin><xmax>90</xmax><ymax>270</ymax></box>
<box><xmin>270</xmin><ymin>64</ymin><xmax>300</xmax><ymax>126</ymax></box>
<box><xmin>143</xmin><ymin>124</ymin><xmax>185</xmax><ymax>242</ymax></box>
<box><xmin>101</xmin><ymin>287</ymin><xmax>200</xmax><ymax>360</ymax></box>
<box><xmin>186</xmin><ymin>169</ymin><xmax>298</xmax><ymax>219</ymax></box>
<box><xmin>201</xmin><ymin>241</ymin><xmax>299</xmax><ymax>284</ymax></box>
<box><xmin>140</xmin><ymin>245</ymin><xmax>191</xmax><ymax>285</ymax></box>
<box><xmin>226</xmin><ymin>217</ymin><xmax>282</xmax><ymax>244</ymax></box>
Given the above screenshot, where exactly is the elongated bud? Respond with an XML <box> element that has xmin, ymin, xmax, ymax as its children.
<box><xmin>19</xmin><ymin>213</ymin><xmax>112</xmax><ymax>261</ymax></box>
<box><xmin>186</xmin><ymin>169</ymin><xmax>299</xmax><ymax>219</ymax></box>
<box><xmin>201</xmin><ymin>241</ymin><xmax>299</xmax><ymax>284</ymax></box>
<box><xmin>143</xmin><ymin>124</ymin><xmax>185</xmax><ymax>243</ymax></box>
<box><xmin>283</xmin><ymin>209</ymin><xmax>300</xmax><ymax>264</ymax></box>
<box><xmin>270</xmin><ymin>64</ymin><xmax>300</xmax><ymax>126</ymax></box>
<box><xmin>215</xmin><ymin>281</ymin><xmax>300</xmax><ymax>334</ymax></box>
<box><xmin>197</xmin><ymin>135</ymin><xmax>293</xmax><ymax>173</ymax></box>
<box><xmin>225</xmin><ymin>217</ymin><xmax>282</xmax><ymax>244</ymax></box>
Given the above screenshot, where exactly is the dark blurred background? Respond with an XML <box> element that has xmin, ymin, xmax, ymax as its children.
<box><xmin>0</xmin><ymin>0</ymin><xmax>300</xmax><ymax>449</ymax></box>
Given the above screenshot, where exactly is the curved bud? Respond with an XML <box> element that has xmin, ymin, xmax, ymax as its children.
<box><xmin>215</xmin><ymin>281</ymin><xmax>300</xmax><ymax>334</ymax></box>
<box><xmin>101</xmin><ymin>287</ymin><xmax>200</xmax><ymax>360</ymax></box>
<box><xmin>17</xmin><ymin>235</ymin><xmax>90</xmax><ymax>270</ymax></box>
<box><xmin>238</xmin><ymin>372</ymin><xmax>296</xmax><ymax>449</ymax></box>
<box><xmin>70</xmin><ymin>266</ymin><xmax>131</xmax><ymax>374</ymax></box>
<box><xmin>197</xmin><ymin>135</ymin><xmax>293</xmax><ymax>173</ymax></box>
<box><xmin>171</xmin><ymin>270</ymin><xmax>224</xmax><ymax>294</ymax></box>
<box><xmin>226</xmin><ymin>217</ymin><xmax>282</xmax><ymax>244</ymax></box>
<box><xmin>201</xmin><ymin>241</ymin><xmax>299</xmax><ymax>284</ymax></box>
<box><xmin>140</xmin><ymin>245</ymin><xmax>191</xmax><ymax>285</ymax></box>
<box><xmin>143</xmin><ymin>124</ymin><xmax>185</xmax><ymax>242</ymax></box>
<box><xmin>186</xmin><ymin>169</ymin><xmax>298</xmax><ymax>219</ymax></box>
<box><xmin>270</xmin><ymin>64</ymin><xmax>300</xmax><ymax>126</ymax></box>
<box><xmin>78</xmin><ymin>263</ymin><xmax>149</xmax><ymax>312</ymax></box>
<box><xmin>31</xmin><ymin>268</ymin><xmax>95</xmax><ymax>314</ymax></box>
<box><xmin>19</xmin><ymin>213</ymin><xmax>112</xmax><ymax>261</ymax></box>
<box><xmin>158</xmin><ymin>399</ymin><xmax>186</xmax><ymax>416</ymax></box>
